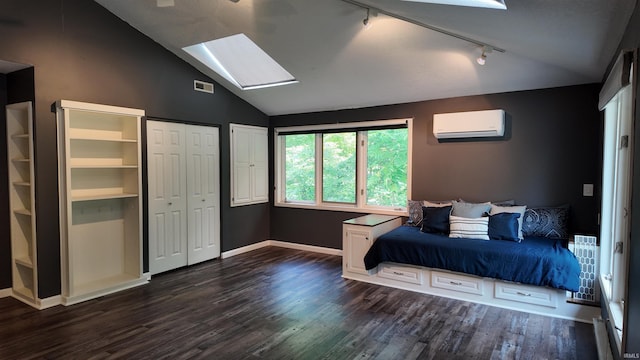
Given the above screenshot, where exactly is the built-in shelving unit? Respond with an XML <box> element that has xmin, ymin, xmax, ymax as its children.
<box><xmin>6</xmin><ymin>101</ymin><xmax>38</xmax><ymax>307</ymax></box>
<box><xmin>56</xmin><ymin>100</ymin><xmax>148</xmax><ymax>305</ymax></box>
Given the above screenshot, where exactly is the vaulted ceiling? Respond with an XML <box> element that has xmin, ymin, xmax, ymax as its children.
<box><xmin>95</xmin><ymin>0</ymin><xmax>636</xmax><ymax>115</ymax></box>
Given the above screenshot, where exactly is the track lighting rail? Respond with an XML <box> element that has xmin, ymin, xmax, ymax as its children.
<box><xmin>340</xmin><ymin>0</ymin><xmax>506</xmax><ymax>53</ymax></box>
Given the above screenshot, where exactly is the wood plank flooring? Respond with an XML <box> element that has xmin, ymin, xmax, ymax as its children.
<box><xmin>0</xmin><ymin>246</ymin><xmax>597</xmax><ymax>359</ymax></box>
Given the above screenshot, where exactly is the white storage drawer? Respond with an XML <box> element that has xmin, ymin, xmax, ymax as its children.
<box><xmin>431</xmin><ymin>271</ymin><xmax>484</xmax><ymax>295</ymax></box>
<box><xmin>494</xmin><ymin>282</ymin><xmax>557</xmax><ymax>308</ymax></box>
<box><xmin>378</xmin><ymin>263</ymin><xmax>423</xmax><ymax>285</ymax></box>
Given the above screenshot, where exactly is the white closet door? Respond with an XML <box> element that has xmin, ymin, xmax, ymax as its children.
<box><xmin>147</xmin><ymin>121</ymin><xmax>188</xmax><ymax>275</ymax></box>
<box><xmin>186</xmin><ymin>125</ymin><xmax>220</xmax><ymax>265</ymax></box>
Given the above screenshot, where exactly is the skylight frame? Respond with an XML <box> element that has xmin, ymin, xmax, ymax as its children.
<box><xmin>401</xmin><ymin>0</ymin><xmax>507</xmax><ymax>10</ymax></box>
<box><xmin>183</xmin><ymin>33</ymin><xmax>298</xmax><ymax>91</ymax></box>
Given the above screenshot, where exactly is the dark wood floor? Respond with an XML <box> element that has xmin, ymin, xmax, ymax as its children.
<box><xmin>0</xmin><ymin>246</ymin><xmax>597</xmax><ymax>360</ymax></box>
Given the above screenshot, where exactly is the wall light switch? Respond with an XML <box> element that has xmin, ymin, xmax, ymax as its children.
<box><xmin>583</xmin><ymin>184</ymin><xmax>594</xmax><ymax>197</ymax></box>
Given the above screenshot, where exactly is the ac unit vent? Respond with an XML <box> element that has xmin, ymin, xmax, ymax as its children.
<box><xmin>194</xmin><ymin>80</ymin><xmax>214</xmax><ymax>94</ymax></box>
<box><xmin>433</xmin><ymin>109</ymin><xmax>505</xmax><ymax>139</ymax></box>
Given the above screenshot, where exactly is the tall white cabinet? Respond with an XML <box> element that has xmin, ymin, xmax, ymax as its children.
<box><xmin>147</xmin><ymin>120</ymin><xmax>220</xmax><ymax>275</ymax></box>
<box><xmin>230</xmin><ymin>123</ymin><xmax>268</xmax><ymax>206</ymax></box>
<box><xmin>6</xmin><ymin>101</ymin><xmax>43</xmax><ymax>308</ymax></box>
<box><xmin>56</xmin><ymin>100</ymin><xmax>148</xmax><ymax>305</ymax></box>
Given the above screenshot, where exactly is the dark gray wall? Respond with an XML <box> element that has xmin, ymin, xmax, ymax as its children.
<box><xmin>0</xmin><ymin>0</ymin><xmax>270</xmax><ymax>298</ymax></box>
<box><xmin>610</xmin><ymin>2</ymin><xmax>640</xmax><ymax>358</ymax></box>
<box><xmin>270</xmin><ymin>84</ymin><xmax>601</xmax><ymax>250</ymax></box>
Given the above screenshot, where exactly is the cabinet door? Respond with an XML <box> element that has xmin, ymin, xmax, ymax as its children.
<box><xmin>345</xmin><ymin>227</ymin><xmax>372</xmax><ymax>275</ymax></box>
<box><xmin>147</xmin><ymin>121</ymin><xmax>188</xmax><ymax>275</ymax></box>
<box><xmin>230</xmin><ymin>123</ymin><xmax>268</xmax><ymax>206</ymax></box>
<box><xmin>251</xmin><ymin>127</ymin><xmax>269</xmax><ymax>202</ymax></box>
<box><xmin>231</xmin><ymin>125</ymin><xmax>252</xmax><ymax>205</ymax></box>
<box><xmin>186</xmin><ymin>125</ymin><xmax>220</xmax><ymax>265</ymax></box>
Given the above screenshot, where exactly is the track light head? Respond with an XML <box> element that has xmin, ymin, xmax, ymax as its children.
<box><xmin>363</xmin><ymin>8</ymin><xmax>371</xmax><ymax>27</ymax></box>
<box><xmin>477</xmin><ymin>46</ymin><xmax>492</xmax><ymax>65</ymax></box>
<box><xmin>477</xmin><ymin>53</ymin><xmax>486</xmax><ymax>65</ymax></box>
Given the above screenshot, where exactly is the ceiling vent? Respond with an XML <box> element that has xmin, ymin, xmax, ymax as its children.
<box><xmin>433</xmin><ymin>109</ymin><xmax>505</xmax><ymax>139</ymax></box>
<box><xmin>194</xmin><ymin>80</ymin><xmax>214</xmax><ymax>94</ymax></box>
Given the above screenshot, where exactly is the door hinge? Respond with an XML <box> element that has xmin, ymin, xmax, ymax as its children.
<box><xmin>615</xmin><ymin>241</ymin><xmax>624</xmax><ymax>254</ymax></box>
<box><xmin>621</xmin><ymin>135</ymin><xmax>629</xmax><ymax>148</ymax></box>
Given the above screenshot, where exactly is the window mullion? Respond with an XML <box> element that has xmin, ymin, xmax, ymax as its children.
<box><xmin>357</xmin><ymin>132</ymin><xmax>367</xmax><ymax>208</ymax></box>
<box><xmin>315</xmin><ymin>133</ymin><xmax>323</xmax><ymax>206</ymax></box>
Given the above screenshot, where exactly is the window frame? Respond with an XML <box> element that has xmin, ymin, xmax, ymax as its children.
<box><xmin>274</xmin><ymin>118</ymin><xmax>412</xmax><ymax>216</ymax></box>
<box><xmin>600</xmin><ymin>80</ymin><xmax>633</xmax><ymax>355</ymax></box>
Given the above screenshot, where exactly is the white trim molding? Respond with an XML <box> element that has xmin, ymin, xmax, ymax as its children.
<box><xmin>222</xmin><ymin>240</ymin><xmax>342</xmax><ymax>259</ymax></box>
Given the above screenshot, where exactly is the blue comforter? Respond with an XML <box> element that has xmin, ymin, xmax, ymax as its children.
<box><xmin>363</xmin><ymin>226</ymin><xmax>580</xmax><ymax>291</ymax></box>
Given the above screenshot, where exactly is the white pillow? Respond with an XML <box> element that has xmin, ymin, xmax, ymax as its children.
<box><xmin>449</xmin><ymin>215</ymin><xmax>489</xmax><ymax>240</ymax></box>
<box><xmin>489</xmin><ymin>204</ymin><xmax>527</xmax><ymax>240</ymax></box>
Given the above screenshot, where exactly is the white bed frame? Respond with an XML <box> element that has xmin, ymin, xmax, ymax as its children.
<box><xmin>342</xmin><ymin>215</ymin><xmax>600</xmax><ymax>323</ymax></box>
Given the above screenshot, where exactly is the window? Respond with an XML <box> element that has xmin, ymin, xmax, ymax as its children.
<box><xmin>275</xmin><ymin>119</ymin><xmax>412</xmax><ymax>214</ymax></box>
<box><xmin>183</xmin><ymin>33</ymin><xmax>297</xmax><ymax>90</ymax></box>
<box><xmin>600</xmin><ymin>69</ymin><xmax>633</xmax><ymax>353</ymax></box>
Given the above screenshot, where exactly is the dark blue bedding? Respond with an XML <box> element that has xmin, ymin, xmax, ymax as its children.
<box><xmin>363</xmin><ymin>226</ymin><xmax>580</xmax><ymax>291</ymax></box>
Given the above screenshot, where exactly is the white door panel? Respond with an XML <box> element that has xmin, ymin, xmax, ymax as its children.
<box><xmin>147</xmin><ymin>121</ymin><xmax>188</xmax><ymax>275</ymax></box>
<box><xmin>187</xmin><ymin>125</ymin><xmax>220</xmax><ymax>265</ymax></box>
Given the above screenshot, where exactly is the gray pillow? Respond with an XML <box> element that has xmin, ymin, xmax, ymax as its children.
<box><xmin>451</xmin><ymin>200</ymin><xmax>491</xmax><ymax>218</ymax></box>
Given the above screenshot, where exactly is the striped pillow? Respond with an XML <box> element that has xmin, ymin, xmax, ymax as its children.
<box><xmin>449</xmin><ymin>215</ymin><xmax>489</xmax><ymax>240</ymax></box>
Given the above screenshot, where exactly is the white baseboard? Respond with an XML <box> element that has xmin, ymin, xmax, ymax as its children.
<box><xmin>221</xmin><ymin>241</ymin><xmax>271</xmax><ymax>258</ymax></box>
<box><xmin>0</xmin><ymin>288</ymin><xmax>11</xmax><ymax>298</ymax></box>
<box><xmin>269</xmin><ymin>240</ymin><xmax>343</xmax><ymax>256</ymax></box>
<box><xmin>594</xmin><ymin>317</ymin><xmax>614</xmax><ymax>360</ymax></box>
<box><xmin>221</xmin><ymin>240</ymin><xmax>342</xmax><ymax>259</ymax></box>
<box><xmin>37</xmin><ymin>295</ymin><xmax>62</xmax><ymax>310</ymax></box>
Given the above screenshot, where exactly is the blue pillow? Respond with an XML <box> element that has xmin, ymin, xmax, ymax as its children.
<box><xmin>489</xmin><ymin>212</ymin><xmax>521</xmax><ymax>242</ymax></box>
<box><xmin>421</xmin><ymin>205</ymin><xmax>452</xmax><ymax>234</ymax></box>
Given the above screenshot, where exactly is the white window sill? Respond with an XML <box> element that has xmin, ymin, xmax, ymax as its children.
<box><xmin>274</xmin><ymin>201</ymin><xmax>408</xmax><ymax>217</ymax></box>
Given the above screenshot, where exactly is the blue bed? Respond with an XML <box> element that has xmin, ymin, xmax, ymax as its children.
<box><xmin>363</xmin><ymin>225</ymin><xmax>580</xmax><ymax>292</ymax></box>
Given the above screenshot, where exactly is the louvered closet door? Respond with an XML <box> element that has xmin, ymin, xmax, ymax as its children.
<box><xmin>147</xmin><ymin>121</ymin><xmax>188</xmax><ymax>275</ymax></box>
<box><xmin>186</xmin><ymin>125</ymin><xmax>220</xmax><ymax>264</ymax></box>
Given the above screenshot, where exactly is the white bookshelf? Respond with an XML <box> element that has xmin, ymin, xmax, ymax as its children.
<box><xmin>56</xmin><ymin>100</ymin><xmax>148</xmax><ymax>305</ymax></box>
<box><xmin>6</xmin><ymin>101</ymin><xmax>38</xmax><ymax>306</ymax></box>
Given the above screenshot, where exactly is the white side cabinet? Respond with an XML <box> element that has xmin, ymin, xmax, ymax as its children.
<box><xmin>343</xmin><ymin>215</ymin><xmax>401</xmax><ymax>276</ymax></box>
<box><xmin>56</xmin><ymin>100</ymin><xmax>148</xmax><ymax>305</ymax></box>
<box><xmin>147</xmin><ymin>120</ymin><xmax>221</xmax><ymax>275</ymax></box>
<box><xmin>230</xmin><ymin>123</ymin><xmax>268</xmax><ymax>206</ymax></box>
<box><xmin>6</xmin><ymin>101</ymin><xmax>41</xmax><ymax>308</ymax></box>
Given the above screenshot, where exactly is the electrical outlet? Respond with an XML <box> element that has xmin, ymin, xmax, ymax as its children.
<box><xmin>583</xmin><ymin>184</ymin><xmax>594</xmax><ymax>197</ymax></box>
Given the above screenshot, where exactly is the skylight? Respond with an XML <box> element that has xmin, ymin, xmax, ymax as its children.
<box><xmin>401</xmin><ymin>0</ymin><xmax>506</xmax><ymax>10</ymax></box>
<box><xmin>183</xmin><ymin>33</ymin><xmax>298</xmax><ymax>90</ymax></box>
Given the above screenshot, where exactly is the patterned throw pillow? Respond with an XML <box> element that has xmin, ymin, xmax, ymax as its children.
<box><xmin>406</xmin><ymin>200</ymin><xmax>424</xmax><ymax>226</ymax></box>
<box><xmin>449</xmin><ymin>215</ymin><xmax>489</xmax><ymax>240</ymax></box>
<box><xmin>522</xmin><ymin>206</ymin><xmax>570</xmax><ymax>239</ymax></box>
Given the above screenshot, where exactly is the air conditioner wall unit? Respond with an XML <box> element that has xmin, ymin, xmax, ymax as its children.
<box><xmin>433</xmin><ymin>109</ymin><xmax>505</xmax><ymax>139</ymax></box>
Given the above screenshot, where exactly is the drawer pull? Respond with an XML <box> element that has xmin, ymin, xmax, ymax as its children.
<box><xmin>393</xmin><ymin>271</ymin><xmax>405</xmax><ymax>276</ymax></box>
<box><xmin>449</xmin><ymin>281</ymin><xmax>463</xmax><ymax>286</ymax></box>
<box><xmin>516</xmin><ymin>291</ymin><xmax>532</xmax><ymax>297</ymax></box>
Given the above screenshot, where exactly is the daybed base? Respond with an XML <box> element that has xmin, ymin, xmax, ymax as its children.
<box><xmin>343</xmin><ymin>261</ymin><xmax>599</xmax><ymax>323</ymax></box>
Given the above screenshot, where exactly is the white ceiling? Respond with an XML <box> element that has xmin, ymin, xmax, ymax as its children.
<box><xmin>94</xmin><ymin>0</ymin><xmax>636</xmax><ymax>116</ymax></box>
